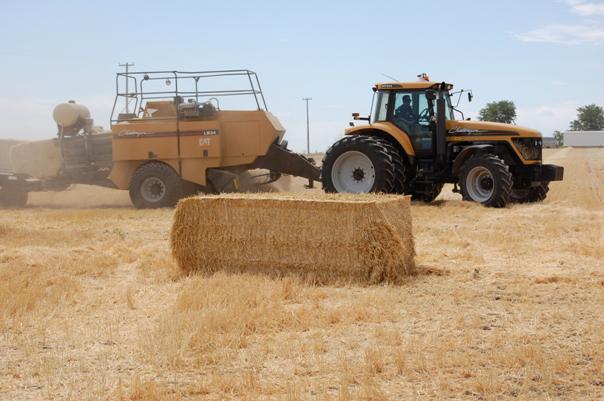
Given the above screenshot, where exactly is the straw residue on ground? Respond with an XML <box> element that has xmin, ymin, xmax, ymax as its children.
<box><xmin>0</xmin><ymin>148</ymin><xmax>602</xmax><ymax>401</ymax></box>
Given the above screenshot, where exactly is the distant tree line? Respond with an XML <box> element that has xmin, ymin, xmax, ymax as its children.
<box><xmin>569</xmin><ymin>104</ymin><xmax>604</xmax><ymax>131</ymax></box>
<box><xmin>478</xmin><ymin>100</ymin><xmax>516</xmax><ymax>124</ymax></box>
<box><xmin>477</xmin><ymin>101</ymin><xmax>604</xmax><ymax>147</ymax></box>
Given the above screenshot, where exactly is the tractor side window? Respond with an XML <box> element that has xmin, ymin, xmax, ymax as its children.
<box><xmin>392</xmin><ymin>91</ymin><xmax>434</xmax><ymax>153</ymax></box>
<box><xmin>372</xmin><ymin>91</ymin><xmax>389</xmax><ymax>123</ymax></box>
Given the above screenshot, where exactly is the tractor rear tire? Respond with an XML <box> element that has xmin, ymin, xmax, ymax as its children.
<box><xmin>372</xmin><ymin>137</ymin><xmax>407</xmax><ymax>194</ymax></box>
<box><xmin>322</xmin><ymin>136</ymin><xmax>396</xmax><ymax>193</ymax></box>
<box><xmin>129</xmin><ymin>162</ymin><xmax>184</xmax><ymax>209</ymax></box>
<box><xmin>510</xmin><ymin>182</ymin><xmax>549</xmax><ymax>203</ymax></box>
<box><xmin>459</xmin><ymin>153</ymin><xmax>512</xmax><ymax>208</ymax></box>
<box><xmin>0</xmin><ymin>187</ymin><xmax>28</xmax><ymax>208</ymax></box>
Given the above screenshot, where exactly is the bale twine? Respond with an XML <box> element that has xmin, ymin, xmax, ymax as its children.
<box><xmin>170</xmin><ymin>193</ymin><xmax>415</xmax><ymax>285</ymax></box>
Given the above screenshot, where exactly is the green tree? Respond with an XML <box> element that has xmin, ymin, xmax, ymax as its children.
<box><xmin>478</xmin><ymin>100</ymin><xmax>517</xmax><ymax>124</ymax></box>
<box><xmin>553</xmin><ymin>130</ymin><xmax>564</xmax><ymax>147</ymax></box>
<box><xmin>570</xmin><ymin>104</ymin><xmax>604</xmax><ymax>131</ymax></box>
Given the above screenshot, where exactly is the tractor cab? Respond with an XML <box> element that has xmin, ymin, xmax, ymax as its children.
<box><xmin>369</xmin><ymin>81</ymin><xmax>455</xmax><ymax>157</ymax></box>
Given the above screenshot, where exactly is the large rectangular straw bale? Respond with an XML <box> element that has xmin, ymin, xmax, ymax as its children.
<box><xmin>10</xmin><ymin>139</ymin><xmax>62</xmax><ymax>178</ymax></box>
<box><xmin>0</xmin><ymin>139</ymin><xmax>24</xmax><ymax>170</ymax></box>
<box><xmin>170</xmin><ymin>193</ymin><xmax>415</xmax><ymax>284</ymax></box>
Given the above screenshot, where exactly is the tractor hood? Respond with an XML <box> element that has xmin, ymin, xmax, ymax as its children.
<box><xmin>447</xmin><ymin>120</ymin><xmax>542</xmax><ymax>138</ymax></box>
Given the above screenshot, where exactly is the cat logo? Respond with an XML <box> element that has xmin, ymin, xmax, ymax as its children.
<box><xmin>198</xmin><ymin>137</ymin><xmax>212</xmax><ymax>147</ymax></box>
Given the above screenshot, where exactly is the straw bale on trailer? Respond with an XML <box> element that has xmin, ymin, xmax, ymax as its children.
<box><xmin>170</xmin><ymin>193</ymin><xmax>415</xmax><ymax>284</ymax></box>
<box><xmin>10</xmin><ymin>139</ymin><xmax>62</xmax><ymax>178</ymax></box>
<box><xmin>0</xmin><ymin>139</ymin><xmax>24</xmax><ymax>171</ymax></box>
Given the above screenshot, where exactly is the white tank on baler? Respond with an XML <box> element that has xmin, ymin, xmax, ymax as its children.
<box><xmin>53</xmin><ymin>101</ymin><xmax>91</xmax><ymax>129</ymax></box>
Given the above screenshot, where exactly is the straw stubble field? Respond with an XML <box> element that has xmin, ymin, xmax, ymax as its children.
<box><xmin>0</xmin><ymin>148</ymin><xmax>603</xmax><ymax>401</ymax></box>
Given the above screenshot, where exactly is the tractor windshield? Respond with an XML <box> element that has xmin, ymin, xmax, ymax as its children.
<box><xmin>371</xmin><ymin>90</ymin><xmax>454</xmax><ymax>124</ymax></box>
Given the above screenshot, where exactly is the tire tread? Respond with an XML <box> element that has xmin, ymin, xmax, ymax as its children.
<box><xmin>459</xmin><ymin>153</ymin><xmax>513</xmax><ymax>208</ymax></box>
<box><xmin>322</xmin><ymin>136</ymin><xmax>396</xmax><ymax>193</ymax></box>
<box><xmin>129</xmin><ymin>162</ymin><xmax>184</xmax><ymax>209</ymax></box>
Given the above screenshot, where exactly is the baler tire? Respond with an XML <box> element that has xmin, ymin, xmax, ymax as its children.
<box><xmin>322</xmin><ymin>136</ymin><xmax>396</xmax><ymax>194</ymax></box>
<box><xmin>0</xmin><ymin>187</ymin><xmax>28</xmax><ymax>208</ymax></box>
<box><xmin>129</xmin><ymin>162</ymin><xmax>184</xmax><ymax>209</ymax></box>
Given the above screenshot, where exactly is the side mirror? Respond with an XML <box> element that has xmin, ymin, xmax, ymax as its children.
<box><xmin>468</xmin><ymin>92</ymin><xmax>473</xmax><ymax>102</ymax></box>
<box><xmin>352</xmin><ymin>112</ymin><xmax>369</xmax><ymax>121</ymax></box>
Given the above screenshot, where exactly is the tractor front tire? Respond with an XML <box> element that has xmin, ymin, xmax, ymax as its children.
<box><xmin>129</xmin><ymin>162</ymin><xmax>184</xmax><ymax>209</ymax></box>
<box><xmin>322</xmin><ymin>136</ymin><xmax>396</xmax><ymax>194</ymax></box>
<box><xmin>459</xmin><ymin>153</ymin><xmax>512</xmax><ymax>208</ymax></box>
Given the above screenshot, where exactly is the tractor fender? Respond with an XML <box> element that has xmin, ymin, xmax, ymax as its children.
<box><xmin>345</xmin><ymin>122</ymin><xmax>416</xmax><ymax>158</ymax></box>
<box><xmin>451</xmin><ymin>144</ymin><xmax>495</xmax><ymax>176</ymax></box>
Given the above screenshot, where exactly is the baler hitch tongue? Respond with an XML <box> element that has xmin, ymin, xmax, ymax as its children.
<box><xmin>253</xmin><ymin>142</ymin><xmax>321</xmax><ymax>183</ymax></box>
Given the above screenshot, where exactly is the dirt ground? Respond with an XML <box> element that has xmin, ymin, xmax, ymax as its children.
<box><xmin>0</xmin><ymin>148</ymin><xmax>603</xmax><ymax>401</ymax></box>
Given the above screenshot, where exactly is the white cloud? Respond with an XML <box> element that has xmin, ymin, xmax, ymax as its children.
<box><xmin>514</xmin><ymin>23</ymin><xmax>604</xmax><ymax>44</ymax></box>
<box><xmin>516</xmin><ymin>103</ymin><xmax>578</xmax><ymax>135</ymax></box>
<box><xmin>567</xmin><ymin>0</ymin><xmax>604</xmax><ymax>16</ymax></box>
<box><xmin>515</xmin><ymin>1</ymin><xmax>604</xmax><ymax>45</ymax></box>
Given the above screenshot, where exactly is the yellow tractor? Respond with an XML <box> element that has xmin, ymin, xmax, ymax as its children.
<box><xmin>321</xmin><ymin>75</ymin><xmax>564</xmax><ymax>207</ymax></box>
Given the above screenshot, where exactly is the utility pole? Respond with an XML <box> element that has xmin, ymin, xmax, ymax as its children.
<box><xmin>119</xmin><ymin>62</ymin><xmax>135</xmax><ymax>113</ymax></box>
<box><xmin>302</xmin><ymin>97</ymin><xmax>312</xmax><ymax>154</ymax></box>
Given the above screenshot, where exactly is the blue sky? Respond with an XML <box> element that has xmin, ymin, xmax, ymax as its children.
<box><xmin>1</xmin><ymin>0</ymin><xmax>602</xmax><ymax>152</ymax></box>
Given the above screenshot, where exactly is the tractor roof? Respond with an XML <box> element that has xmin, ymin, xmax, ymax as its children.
<box><xmin>374</xmin><ymin>82</ymin><xmax>454</xmax><ymax>91</ymax></box>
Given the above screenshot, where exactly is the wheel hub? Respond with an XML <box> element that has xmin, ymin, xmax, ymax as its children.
<box><xmin>331</xmin><ymin>151</ymin><xmax>376</xmax><ymax>193</ymax></box>
<box><xmin>352</xmin><ymin>168</ymin><xmax>365</xmax><ymax>181</ymax></box>
<box><xmin>149</xmin><ymin>182</ymin><xmax>162</xmax><ymax>195</ymax></box>
<box><xmin>480</xmin><ymin>177</ymin><xmax>493</xmax><ymax>191</ymax></box>
<box><xmin>465</xmin><ymin>166</ymin><xmax>495</xmax><ymax>202</ymax></box>
<box><xmin>141</xmin><ymin>177</ymin><xmax>166</xmax><ymax>203</ymax></box>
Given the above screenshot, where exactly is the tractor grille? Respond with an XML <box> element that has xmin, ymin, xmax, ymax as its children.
<box><xmin>512</xmin><ymin>138</ymin><xmax>542</xmax><ymax>161</ymax></box>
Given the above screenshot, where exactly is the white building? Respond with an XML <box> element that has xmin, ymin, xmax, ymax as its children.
<box><xmin>563</xmin><ymin>131</ymin><xmax>604</xmax><ymax>147</ymax></box>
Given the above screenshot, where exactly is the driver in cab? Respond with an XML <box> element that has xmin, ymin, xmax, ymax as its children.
<box><xmin>394</xmin><ymin>95</ymin><xmax>418</xmax><ymax>124</ymax></box>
